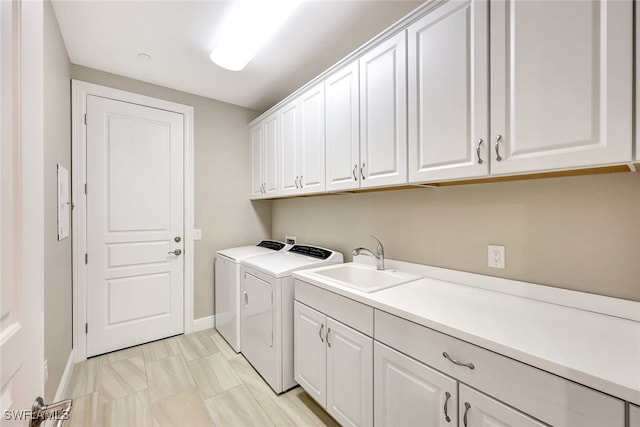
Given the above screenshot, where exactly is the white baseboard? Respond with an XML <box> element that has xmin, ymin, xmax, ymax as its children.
<box><xmin>53</xmin><ymin>349</ymin><xmax>75</xmax><ymax>401</ymax></box>
<box><xmin>192</xmin><ymin>315</ymin><xmax>215</xmax><ymax>333</ymax></box>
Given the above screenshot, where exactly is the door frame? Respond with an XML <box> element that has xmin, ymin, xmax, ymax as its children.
<box><xmin>71</xmin><ymin>80</ymin><xmax>195</xmax><ymax>362</ymax></box>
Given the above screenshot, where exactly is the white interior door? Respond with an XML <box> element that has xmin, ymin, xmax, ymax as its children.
<box><xmin>1</xmin><ymin>0</ymin><xmax>46</xmax><ymax>420</ymax></box>
<box><xmin>86</xmin><ymin>95</ymin><xmax>184</xmax><ymax>357</ymax></box>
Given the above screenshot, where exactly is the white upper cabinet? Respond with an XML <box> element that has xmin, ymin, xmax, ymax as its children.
<box><xmin>359</xmin><ymin>32</ymin><xmax>408</xmax><ymax>188</ymax></box>
<box><xmin>325</xmin><ymin>62</ymin><xmax>361</xmax><ymax>191</ymax></box>
<box><xmin>278</xmin><ymin>83</ymin><xmax>326</xmax><ymax>197</ymax></box>
<box><xmin>490</xmin><ymin>0</ymin><xmax>633</xmax><ymax>175</ymax></box>
<box><xmin>250</xmin><ymin>113</ymin><xmax>279</xmax><ymax>199</ymax></box>
<box><xmin>408</xmin><ymin>0</ymin><xmax>489</xmax><ymax>183</ymax></box>
<box><xmin>299</xmin><ymin>83</ymin><xmax>326</xmax><ymax>193</ymax></box>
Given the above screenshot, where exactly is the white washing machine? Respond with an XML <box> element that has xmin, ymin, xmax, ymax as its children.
<box><xmin>215</xmin><ymin>240</ymin><xmax>291</xmax><ymax>352</ymax></box>
<box><xmin>240</xmin><ymin>245</ymin><xmax>343</xmax><ymax>393</ymax></box>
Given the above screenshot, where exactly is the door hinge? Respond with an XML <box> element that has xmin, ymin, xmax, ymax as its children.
<box><xmin>84</xmin><ymin>114</ymin><xmax>87</xmax><ymax>125</ymax></box>
<box><xmin>85</xmin><ymin>323</ymin><xmax>88</xmax><ymax>334</ymax></box>
<box><xmin>85</xmin><ymin>253</ymin><xmax>88</xmax><ymax>264</ymax></box>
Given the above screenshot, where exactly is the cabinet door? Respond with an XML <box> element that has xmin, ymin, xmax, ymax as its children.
<box><xmin>408</xmin><ymin>0</ymin><xmax>488</xmax><ymax>183</ymax></box>
<box><xmin>326</xmin><ymin>318</ymin><xmax>373</xmax><ymax>427</ymax></box>
<box><xmin>325</xmin><ymin>62</ymin><xmax>361</xmax><ymax>191</ymax></box>
<box><xmin>279</xmin><ymin>100</ymin><xmax>300</xmax><ymax>196</ymax></box>
<box><xmin>459</xmin><ymin>384</ymin><xmax>546</xmax><ymax>427</ymax></box>
<box><xmin>359</xmin><ymin>31</ymin><xmax>407</xmax><ymax>188</ymax></box>
<box><xmin>294</xmin><ymin>302</ymin><xmax>327</xmax><ymax>407</ymax></box>
<box><xmin>263</xmin><ymin>112</ymin><xmax>279</xmax><ymax>196</ymax></box>
<box><xmin>374</xmin><ymin>342</ymin><xmax>457</xmax><ymax>427</ymax></box>
<box><xmin>630</xmin><ymin>404</ymin><xmax>640</xmax><ymax>427</ymax></box>
<box><xmin>490</xmin><ymin>0</ymin><xmax>632</xmax><ymax>175</ymax></box>
<box><xmin>250</xmin><ymin>123</ymin><xmax>264</xmax><ymax>199</ymax></box>
<box><xmin>299</xmin><ymin>83</ymin><xmax>326</xmax><ymax>194</ymax></box>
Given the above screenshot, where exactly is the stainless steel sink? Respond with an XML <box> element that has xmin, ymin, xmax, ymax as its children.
<box><xmin>312</xmin><ymin>263</ymin><xmax>421</xmax><ymax>293</ymax></box>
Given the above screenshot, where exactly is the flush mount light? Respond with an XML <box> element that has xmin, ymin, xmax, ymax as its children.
<box><xmin>138</xmin><ymin>53</ymin><xmax>152</xmax><ymax>61</ymax></box>
<box><xmin>210</xmin><ymin>0</ymin><xmax>301</xmax><ymax>71</ymax></box>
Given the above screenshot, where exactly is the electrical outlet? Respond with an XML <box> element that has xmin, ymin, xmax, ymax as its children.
<box><xmin>285</xmin><ymin>235</ymin><xmax>297</xmax><ymax>245</ymax></box>
<box><xmin>488</xmin><ymin>245</ymin><xmax>505</xmax><ymax>269</ymax></box>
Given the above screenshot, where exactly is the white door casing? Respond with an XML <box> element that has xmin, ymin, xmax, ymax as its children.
<box><xmin>1</xmin><ymin>0</ymin><xmax>45</xmax><ymax>419</ymax></box>
<box><xmin>72</xmin><ymin>80</ymin><xmax>194</xmax><ymax>362</ymax></box>
<box><xmin>85</xmin><ymin>95</ymin><xmax>184</xmax><ymax>357</ymax></box>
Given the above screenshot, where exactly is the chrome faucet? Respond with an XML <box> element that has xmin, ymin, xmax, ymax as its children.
<box><xmin>352</xmin><ymin>235</ymin><xmax>385</xmax><ymax>271</ymax></box>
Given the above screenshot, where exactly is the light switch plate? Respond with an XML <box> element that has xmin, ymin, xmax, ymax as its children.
<box><xmin>194</xmin><ymin>228</ymin><xmax>202</xmax><ymax>240</ymax></box>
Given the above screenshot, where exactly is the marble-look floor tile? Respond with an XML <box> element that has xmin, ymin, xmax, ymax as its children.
<box><xmin>66</xmin><ymin>392</ymin><xmax>99</xmax><ymax>427</ymax></box>
<box><xmin>96</xmin><ymin>389</ymin><xmax>153</xmax><ymax>427</ymax></box>
<box><xmin>187</xmin><ymin>352</ymin><xmax>241</xmax><ymax>399</ymax></box>
<box><xmin>204</xmin><ymin>385</ymin><xmax>275</xmax><ymax>427</ymax></box>
<box><xmin>142</xmin><ymin>336</ymin><xmax>181</xmax><ymax>364</ymax></box>
<box><xmin>177</xmin><ymin>331</ymin><xmax>219</xmax><ymax>361</ymax></box>
<box><xmin>98</xmin><ymin>345</ymin><xmax>144</xmax><ymax>365</ymax></box>
<box><xmin>210</xmin><ymin>331</ymin><xmax>239</xmax><ymax>360</ymax></box>
<box><xmin>227</xmin><ymin>355</ymin><xmax>273</xmax><ymax>398</ymax></box>
<box><xmin>146</xmin><ymin>354</ymin><xmax>196</xmax><ymax>401</ymax></box>
<box><xmin>99</xmin><ymin>355</ymin><xmax>148</xmax><ymax>400</ymax></box>
<box><xmin>65</xmin><ymin>357</ymin><xmax>102</xmax><ymax>398</ymax></box>
<box><xmin>151</xmin><ymin>388</ymin><xmax>214</xmax><ymax>427</ymax></box>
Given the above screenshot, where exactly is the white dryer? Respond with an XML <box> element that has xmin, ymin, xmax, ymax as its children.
<box><xmin>240</xmin><ymin>245</ymin><xmax>343</xmax><ymax>393</ymax></box>
<box><xmin>215</xmin><ymin>240</ymin><xmax>291</xmax><ymax>352</ymax></box>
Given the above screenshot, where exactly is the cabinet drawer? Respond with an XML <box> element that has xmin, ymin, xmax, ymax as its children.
<box><xmin>375</xmin><ymin>310</ymin><xmax>624</xmax><ymax>427</ymax></box>
<box><xmin>295</xmin><ymin>280</ymin><xmax>374</xmax><ymax>336</ymax></box>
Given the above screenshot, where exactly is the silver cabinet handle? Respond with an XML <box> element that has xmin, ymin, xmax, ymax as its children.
<box><xmin>443</xmin><ymin>352</ymin><xmax>475</xmax><ymax>369</ymax></box>
<box><xmin>443</xmin><ymin>391</ymin><xmax>452</xmax><ymax>423</ymax></box>
<box><xmin>352</xmin><ymin>164</ymin><xmax>358</xmax><ymax>181</ymax></box>
<box><xmin>299</xmin><ymin>175</ymin><xmax>303</xmax><ymax>188</ymax></box>
<box><xmin>295</xmin><ymin>176</ymin><xmax>299</xmax><ymax>189</ymax></box>
<box><xmin>244</xmin><ymin>291</ymin><xmax>248</xmax><ymax>306</ymax></box>
<box><xmin>463</xmin><ymin>402</ymin><xmax>471</xmax><ymax>427</ymax></box>
<box><xmin>476</xmin><ymin>139</ymin><xmax>483</xmax><ymax>165</ymax></box>
<box><xmin>168</xmin><ymin>249</ymin><xmax>182</xmax><ymax>256</ymax></box>
<box><xmin>360</xmin><ymin>163</ymin><xmax>366</xmax><ymax>180</ymax></box>
<box><xmin>495</xmin><ymin>135</ymin><xmax>503</xmax><ymax>161</ymax></box>
<box><xmin>326</xmin><ymin>327</ymin><xmax>332</xmax><ymax>347</ymax></box>
<box><xmin>319</xmin><ymin>324</ymin><xmax>324</xmax><ymax>342</ymax></box>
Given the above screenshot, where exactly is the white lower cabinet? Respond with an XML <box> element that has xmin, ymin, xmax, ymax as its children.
<box><xmin>294</xmin><ymin>301</ymin><xmax>373</xmax><ymax>427</ymax></box>
<box><xmin>459</xmin><ymin>384</ymin><xmax>545</xmax><ymax>427</ymax></box>
<box><xmin>374</xmin><ymin>342</ymin><xmax>457</xmax><ymax>427</ymax></box>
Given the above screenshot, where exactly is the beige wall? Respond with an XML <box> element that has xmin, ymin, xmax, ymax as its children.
<box><xmin>70</xmin><ymin>65</ymin><xmax>272</xmax><ymax>319</ymax></box>
<box><xmin>43</xmin><ymin>1</ymin><xmax>72</xmax><ymax>400</ymax></box>
<box><xmin>273</xmin><ymin>172</ymin><xmax>640</xmax><ymax>301</ymax></box>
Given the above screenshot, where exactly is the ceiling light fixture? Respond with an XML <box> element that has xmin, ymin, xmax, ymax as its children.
<box><xmin>210</xmin><ymin>0</ymin><xmax>301</xmax><ymax>71</ymax></box>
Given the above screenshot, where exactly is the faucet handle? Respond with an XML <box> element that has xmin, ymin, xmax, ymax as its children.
<box><xmin>370</xmin><ymin>235</ymin><xmax>384</xmax><ymax>255</ymax></box>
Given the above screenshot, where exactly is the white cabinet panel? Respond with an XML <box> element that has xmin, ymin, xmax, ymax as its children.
<box><xmin>250</xmin><ymin>124</ymin><xmax>264</xmax><ymax>198</ymax></box>
<box><xmin>408</xmin><ymin>0</ymin><xmax>489</xmax><ymax>183</ymax></box>
<box><xmin>263</xmin><ymin>113</ymin><xmax>279</xmax><ymax>195</ymax></box>
<box><xmin>459</xmin><ymin>384</ymin><xmax>545</xmax><ymax>427</ymax></box>
<box><xmin>325</xmin><ymin>62</ymin><xmax>360</xmax><ymax>191</ymax></box>
<box><xmin>490</xmin><ymin>0</ymin><xmax>632</xmax><ymax>174</ymax></box>
<box><xmin>299</xmin><ymin>83</ymin><xmax>326</xmax><ymax>193</ymax></box>
<box><xmin>279</xmin><ymin>100</ymin><xmax>300</xmax><ymax>196</ymax></box>
<box><xmin>374</xmin><ymin>342</ymin><xmax>457</xmax><ymax>427</ymax></box>
<box><xmin>630</xmin><ymin>404</ymin><xmax>640</xmax><ymax>427</ymax></box>
<box><xmin>294</xmin><ymin>301</ymin><xmax>326</xmax><ymax>407</ymax></box>
<box><xmin>326</xmin><ymin>318</ymin><xmax>373</xmax><ymax>427</ymax></box>
<box><xmin>360</xmin><ymin>31</ymin><xmax>407</xmax><ymax>188</ymax></box>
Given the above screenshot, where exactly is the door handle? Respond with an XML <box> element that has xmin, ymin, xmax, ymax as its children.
<box><xmin>168</xmin><ymin>249</ymin><xmax>182</xmax><ymax>256</ymax></box>
<box><xmin>30</xmin><ymin>396</ymin><xmax>72</xmax><ymax>427</ymax></box>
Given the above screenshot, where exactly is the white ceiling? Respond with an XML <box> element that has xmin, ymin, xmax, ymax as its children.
<box><xmin>52</xmin><ymin>0</ymin><xmax>425</xmax><ymax>112</ymax></box>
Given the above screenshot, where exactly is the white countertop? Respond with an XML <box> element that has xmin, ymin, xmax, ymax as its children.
<box><xmin>293</xmin><ymin>263</ymin><xmax>640</xmax><ymax>405</ymax></box>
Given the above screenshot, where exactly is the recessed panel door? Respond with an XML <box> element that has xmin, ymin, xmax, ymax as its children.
<box><xmin>86</xmin><ymin>95</ymin><xmax>184</xmax><ymax>357</ymax></box>
<box><xmin>294</xmin><ymin>301</ymin><xmax>327</xmax><ymax>407</ymax></box>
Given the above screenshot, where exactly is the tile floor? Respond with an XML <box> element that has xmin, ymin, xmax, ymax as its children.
<box><xmin>63</xmin><ymin>329</ymin><xmax>339</xmax><ymax>427</ymax></box>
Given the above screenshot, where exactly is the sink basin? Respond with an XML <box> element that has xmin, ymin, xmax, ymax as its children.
<box><xmin>312</xmin><ymin>263</ymin><xmax>421</xmax><ymax>293</ymax></box>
